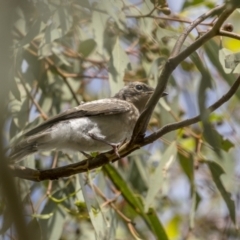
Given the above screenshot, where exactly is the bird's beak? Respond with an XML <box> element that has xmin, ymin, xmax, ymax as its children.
<box><xmin>146</xmin><ymin>87</ymin><xmax>155</xmax><ymax>94</ymax></box>
<box><xmin>147</xmin><ymin>90</ymin><xmax>154</xmax><ymax>94</ymax></box>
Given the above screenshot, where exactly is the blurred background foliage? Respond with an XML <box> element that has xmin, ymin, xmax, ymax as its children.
<box><xmin>1</xmin><ymin>0</ymin><xmax>240</xmax><ymax>239</ymax></box>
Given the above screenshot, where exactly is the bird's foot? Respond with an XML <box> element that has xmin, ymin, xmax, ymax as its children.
<box><xmin>111</xmin><ymin>144</ymin><xmax>120</xmax><ymax>159</ymax></box>
<box><xmin>119</xmin><ymin>138</ymin><xmax>128</xmax><ymax>147</ymax></box>
<box><xmin>80</xmin><ymin>151</ymin><xmax>92</xmax><ymax>158</ymax></box>
<box><xmin>88</xmin><ymin>133</ymin><xmax>121</xmax><ymax>159</ymax></box>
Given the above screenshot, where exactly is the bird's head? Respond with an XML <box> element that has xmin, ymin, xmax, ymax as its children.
<box><xmin>114</xmin><ymin>82</ymin><xmax>167</xmax><ymax>113</ymax></box>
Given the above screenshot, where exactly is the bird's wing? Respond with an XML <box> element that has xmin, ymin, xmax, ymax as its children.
<box><xmin>25</xmin><ymin>99</ymin><xmax>131</xmax><ymax>136</ymax></box>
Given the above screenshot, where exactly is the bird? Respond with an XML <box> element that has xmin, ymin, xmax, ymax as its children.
<box><xmin>9</xmin><ymin>82</ymin><xmax>167</xmax><ymax>162</ymax></box>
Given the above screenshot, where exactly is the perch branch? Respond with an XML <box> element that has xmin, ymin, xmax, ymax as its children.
<box><xmin>9</xmin><ymin>75</ymin><xmax>240</xmax><ymax>181</ymax></box>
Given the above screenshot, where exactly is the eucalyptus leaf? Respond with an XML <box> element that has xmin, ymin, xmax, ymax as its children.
<box><xmin>19</xmin><ymin>18</ymin><xmax>45</xmax><ymax>47</ymax></box>
<box><xmin>205</xmin><ymin>160</ymin><xmax>236</xmax><ymax>225</ymax></box>
<box><xmin>92</xmin><ymin>7</ymin><xmax>108</xmax><ymax>54</ymax></box>
<box><xmin>128</xmin><ymin>155</ymin><xmax>149</xmax><ymax>192</ymax></box>
<box><xmin>39</xmin><ymin>196</ymin><xmax>66</xmax><ymax>240</ymax></box>
<box><xmin>178</xmin><ymin>153</ymin><xmax>194</xmax><ymax>189</ymax></box>
<box><xmin>78</xmin><ymin>172</ymin><xmax>109</xmax><ymax>239</ymax></box>
<box><xmin>197</xmin><ymin>48</ymin><xmax>221</xmax><ymax>157</ymax></box>
<box><xmin>108</xmin><ymin>38</ymin><xmax>129</xmax><ymax>95</ymax></box>
<box><xmin>182</xmin><ymin>0</ymin><xmax>215</xmax><ymax>9</ymax></box>
<box><xmin>225</xmin><ymin>51</ymin><xmax>240</xmax><ymax>73</ymax></box>
<box><xmin>10</xmin><ymin>78</ymin><xmax>21</xmax><ymax>101</ymax></box>
<box><xmin>204</xmin><ymin>40</ymin><xmax>239</xmax><ymax>99</ymax></box>
<box><xmin>77</xmin><ymin>154</ymin><xmax>111</xmax><ymax>240</ymax></box>
<box><xmin>145</xmin><ymin>142</ymin><xmax>177</xmax><ymax>212</ymax></box>
<box><xmin>78</xmin><ymin>39</ymin><xmax>97</xmax><ymax>57</ymax></box>
<box><xmin>0</xmin><ymin>208</ymin><xmax>13</xmax><ymax>234</ymax></box>
<box><xmin>57</xmin><ymin>6</ymin><xmax>73</xmax><ymax>36</ymax></box>
<box><xmin>18</xmin><ymin>98</ymin><xmax>29</xmax><ymax>129</ymax></box>
<box><xmin>103</xmin><ymin>164</ymin><xmax>169</xmax><ymax>240</ymax></box>
<box><xmin>27</xmin><ymin>219</ymin><xmax>42</xmax><ymax>240</ymax></box>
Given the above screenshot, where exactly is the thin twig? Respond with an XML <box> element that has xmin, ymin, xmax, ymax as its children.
<box><xmin>93</xmin><ymin>185</ymin><xmax>132</xmax><ymax>223</ymax></box>
<box><xmin>126</xmin><ymin>13</ymin><xmax>213</xmax><ymax>26</ymax></box>
<box><xmin>18</xmin><ymin>73</ymin><xmax>48</xmax><ymax>120</ymax></box>
<box><xmin>218</xmin><ymin>30</ymin><xmax>240</xmax><ymax>41</ymax></box>
<box><xmin>44</xmin><ymin>58</ymin><xmax>80</xmax><ymax>105</ymax></box>
<box><xmin>35</xmin><ymin>152</ymin><xmax>58</xmax><ymax>212</ymax></box>
<box><xmin>171</xmin><ymin>4</ymin><xmax>225</xmax><ymax>57</ymax></box>
<box><xmin>14</xmin><ymin>26</ymin><xmax>81</xmax><ymax>106</ymax></box>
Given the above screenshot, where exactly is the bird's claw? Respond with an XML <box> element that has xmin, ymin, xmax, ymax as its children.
<box><xmin>111</xmin><ymin>144</ymin><xmax>121</xmax><ymax>159</ymax></box>
<box><xmin>80</xmin><ymin>151</ymin><xmax>92</xmax><ymax>158</ymax></box>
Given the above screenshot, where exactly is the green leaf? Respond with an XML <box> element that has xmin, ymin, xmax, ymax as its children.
<box><xmin>108</xmin><ymin>38</ymin><xmax>129</xmax><ymax>95</ymax></box>
<box><xmin>221</xmin><ymin>137</ymin><xmax>234</xmax><ymax>152</ymax></box>
<box><xmin>179</xmin><ymin>153</ymin><xmax>201</xmax><ymax>228</ymax></box>
<box><xmin>103</xmin><ymin>164</ymin><xmax>169</xmax><ymax>240</ymax></box>
<box><xmin>99</xmin><ymin>0</ymin><xmax>123</xmax><ymax>31</ymax></box>
<box><xmin>190</xmin><ymin>51</ymin><xmax>212</xmax><ymax>88</ymax></box>
<box><xmin>0</xmin><ymin>208</ymin><xmax>13</xmax><ymax>234</ymax></box>
<box><xmin>10</xmin><ymin>118</ymin><xmax>19</xmax><ymax>139</ymax></box>
<box><xmin>205</xmin><ymin>160</ymin><xmax>236</xmax><ymax>225</ymax></box>
<box><xmin>27</xmin><ymin>219</ymin><xmax>42</xmax><ymax>240</ymax></box>
<box><xmin>225</xmin><ymin>51</ymin><xmax>240</xmax><ymax>71</ymax></box>
<box><xmin>32</xmin><ymin>213</ymin><xmax>54</xmax><ymax>220</ymax></box>
<box><xmin>10</xmin><ymin>78</ymin><xmax>21</xmax><ymax>101</ymax></box>
<box><xmin>203</xmin><ymin>129</ymin><xmax>234</xmax><ymax>153</ymax></box>
<box><xmin>43</xmin><ymin>24</ymin><xmax>62</xmax><ymax>44</ymax></box>
<box><xmin>147</xmin><ymin>208</ymin><xmax>170</xmax><ymax>239</ymax></box>
<box><xmin>19</xmin><ymin>18</ymin><xmax>44</xmax><ymax>47</ymax></box>
<box><xmin>77</xmin><ymin>0</ymin><xmax>91</xmax><ymax>8</ymax></box>
<box><xmin>77</xmin><ymin>159</ymin><xmax>111</xmax><ymax>239</ymax></box>
<box><xmin>189</xmin><ymin>191</ymin><xmax>201</xmax><ymax>229</ymax></box>
<box><xmin>39</xmin><ymin>199</ymin><xmax>66</xmax><ymax>240</ymax></box>
<box><xmin>203</xmin><ymin>122</ymin><xmax>222</xmax><ymax>157</ymax></box>
<box><xmin>78</xmin><ymin>39</ymin><xmax>97</xmax><ymax>57</ymax></box>
<box><xmin>204</xmin><ymin>40</ymin><xmax>240</xmax><ymax>99</ymax></box>
<box><xmin>145</xmin><ymin>142</ymin><xmax>177</xmax><ymax>212</ymax></box>
<box><xmin>36</xmin><ymin>2</ymin><xmax>51</xmax><ymax>23</ymax></box>
<box><xmin>18</xmin><ymin>98</ymin><xmax>29</xmax><ymax>129</ymax></box>
<box><xmin>211</xmin><ymin>129</ymin><xmax>234</xmax><ymax>152</ymax></box>
<box><xmin>182</xmin><ymin>0</ymin><xmax>214</xmax><ymax>10</ymax></box>
<box><xmin>58</xmin><ymin>6</ymin><xmax>72</xmax><ymax>36</ymax></box>
<box><xmin>92</xmin><ymin>9</ymin><xmax>107</xmax><ymax>54</ymax></box>
<box><xmin>128</xmin><ymin>155</ymin><xmax>149</xmax><ymax>192</ymax></box>
<box><xmin>178</xmin><ymin>153</ymin><xmax>194</xmax><ymax>190</ymax></box>
<box><xmin>195</xmin><ymin>48</ymin><xmax>221</xmax><ymax>157</ymax></box>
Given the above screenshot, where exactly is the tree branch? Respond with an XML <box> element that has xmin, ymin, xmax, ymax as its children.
<box><xmin>144</xmin><ymin>74</ymin><xmax>240</xmax><ymax>145</ymax></box>
<box><xmin>130</xmin><ymin>2</ymin><xmax>236</xmax><ymax>143</ymax></box>
<box><xmin>18</xmin><ymin>73</ymin><xmax>48</xmax><ymax>120</ymax></box>
<box><xmin>9</xmin><ymin>74</ymin><xmax>240</xmax><ymax>181</ymax></box>
<box><xmin>218</xmin><ymin>30</ymin><xmax>240</xmax><ymax>41</ymax></box>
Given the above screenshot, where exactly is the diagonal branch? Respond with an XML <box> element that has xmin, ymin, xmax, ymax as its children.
<box><xmin>9</xmin><ymin>75</ymin><xmax>240</xmax><ymax>181</ymax></box>
<box><xmin>18</xmin><ymin>73</ymin><xmax>48</xmax><ymax>120</ymax></box>
<box><xmin>171</xmin><ymin>4</ymin><xmax>225</xmax><ymax>57</ymax></box>
<box><xmin>130</xmin><ymin>2</ymin><xmax>237</xmax><ymax>143</ymax></box>
<box><xmin>144</xmin><ymin>75</ymin><xmax>240</xmax><ymax>145</ymax></box>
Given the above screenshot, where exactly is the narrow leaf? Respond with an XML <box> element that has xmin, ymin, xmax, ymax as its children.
<box><xmin>145</xmin><ymin>142</ymin><xmax>177</xmax><ymax>212</ymax></box>
<box><xmin>103</xmin><ymin>164</ymin><xmax>169</xmax><ymax>240</ymax></box>
<box><xmin>205</xmin><ymin>161</ymin><xmax>236</xmax><ymax>224</ymax></box>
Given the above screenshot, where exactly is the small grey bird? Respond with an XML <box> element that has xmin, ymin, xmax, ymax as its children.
<box><xmin>9</xmin><ymin>82</ymin><xmax>167</xmax><ymax>162</ymax></box>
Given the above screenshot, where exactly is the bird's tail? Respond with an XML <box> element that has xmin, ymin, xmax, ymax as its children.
<box><xmin>9</xmin><ymin>132</ymin><xmax>51</xmax><ymax>163</ymax></box>
<box><xmin>9</xmin><ymin>139</ymin><xmax>38</xmax><ymax>162</ymax></box>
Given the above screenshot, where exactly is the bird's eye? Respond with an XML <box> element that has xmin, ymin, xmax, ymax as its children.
<box><xmin>135</xmin><ymin>85</ymin><xmax>143</xmax><ymax>91</ymax></box>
